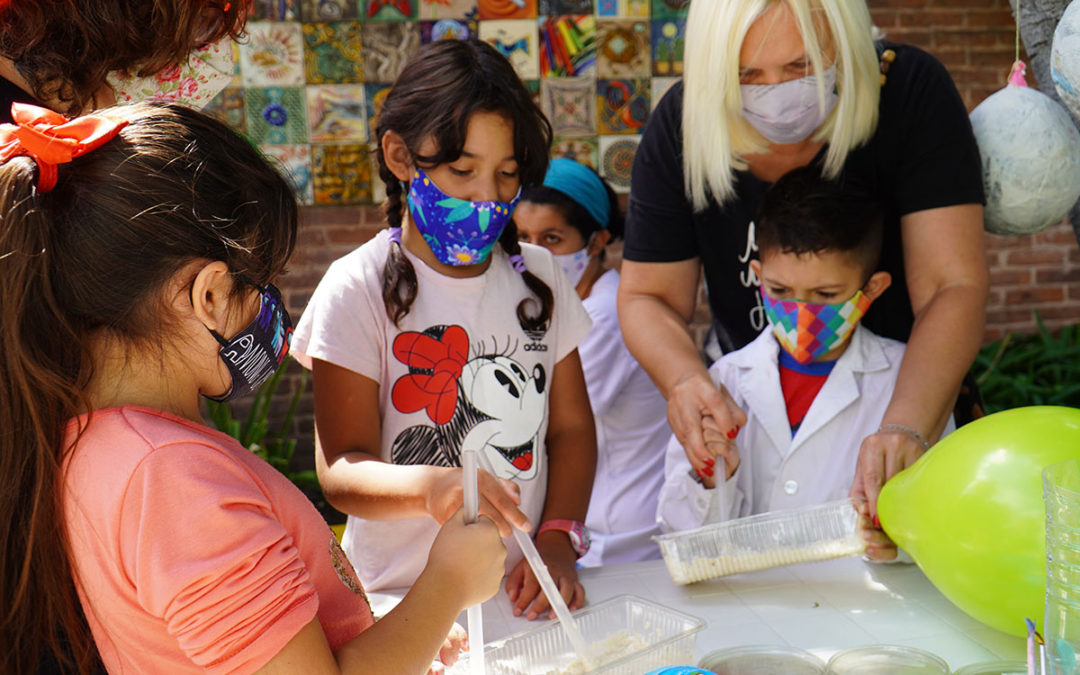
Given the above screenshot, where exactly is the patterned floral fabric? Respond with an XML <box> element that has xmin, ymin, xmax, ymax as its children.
<box><xmin>107</xmin><ymin>39</ymin><xmax>234</xmax><ymax>109</ymax></box>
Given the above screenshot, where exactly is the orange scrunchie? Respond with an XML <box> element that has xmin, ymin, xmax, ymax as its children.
<box><xmin>0</xmin><ymin>102</ymin><xmax>129</xmax><ymax>192</ymax></box>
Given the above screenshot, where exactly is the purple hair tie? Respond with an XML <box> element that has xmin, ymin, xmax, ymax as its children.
<box><xmin>388</xmin><ymin>227</ymin><xmax>402</xmax><ymax>245</ymax></box>
<box><xmin>508</xmin><ymin>254</ymin><xmax>526</xmax><ymax>273</ymax></box>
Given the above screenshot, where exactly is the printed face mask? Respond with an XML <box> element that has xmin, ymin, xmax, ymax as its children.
<box><xmin>552</xmin><ymin>243</ymin><xmax>592</xmax><ymax>288</ymax></box>
<box><xmin>107</xmin><ymin>38</ymin><xmax>234</xmax><ymax>110</ymax></box>
<box><xmin>205</xmin><ymin>281</ymin><xmax>293</xmax><ymax>402</ymax></box>
<box><xmin>406</xmin><ymin>166</ymin><xmax>521</xmax><ymax>266</ymax></box>
<box><xmin>761</xmin><ymin>286</ymin><xmax>872</xmax><ymax>364</ymax></box>
<box><xmin>741</xmin><ymin>65</ymin><xmax>839</xmax><ymax>144</ymax></box>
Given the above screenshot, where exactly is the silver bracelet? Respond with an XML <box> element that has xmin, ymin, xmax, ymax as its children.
<box><xmin>876</xmin><ymin>424</ymin><xmax>931</xmax><ymax>451</ymax></box>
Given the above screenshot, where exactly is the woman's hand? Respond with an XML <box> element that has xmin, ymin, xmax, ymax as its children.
<box><xmin>849</xmin><ymin>427</ymin><xmax>927</xmax><ymax>519</ymax></box>
<box><xmin>424</xmin><ymin>467</ymin><xmax>531</xmax><ymax>537</ymax></box>
<box><xmin>669</xmin><ymin>371</ymin><xmax>747</xmax><ymax>479</ymax></box>
<box><xmin>504</xmin><ymin>531</ymin><xmax>585</xmax><ymax>621</ymax></box>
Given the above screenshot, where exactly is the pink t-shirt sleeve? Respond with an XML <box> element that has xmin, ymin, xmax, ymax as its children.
<box><xmin>118</xmin><ymin>441</ymin><xmax>319</xmax><ymax>674</ymax></box>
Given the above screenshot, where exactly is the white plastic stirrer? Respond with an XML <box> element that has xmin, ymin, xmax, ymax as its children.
<box><xmin>461</xmin><ymin>444</ymin><xmax>486</xmax><ymax>675</ymax></box>
<box><xmin>473</xmin><ymin>448</ymin><xmax>596</xmax><ymax>669</ymax></box>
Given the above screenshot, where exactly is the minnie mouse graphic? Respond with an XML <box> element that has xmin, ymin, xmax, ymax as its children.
<box><xmin>390</xmin><ymin>324</ymin><xmax>546</xmax><ymax>482</ymax></box>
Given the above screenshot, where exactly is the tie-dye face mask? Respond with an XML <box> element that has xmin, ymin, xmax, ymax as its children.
<box><xmin>761</xmin><ymin>287</ymin><xmax>873</xmax><ymax>363</ymax></box>
<box><xmin>107</xmin><ymin>38</ymin><xmax>234</xmax><ymax>110</ymax></box>
<box><xmin>406</xmin><ymin>166</ymin><xmax>522</xmax><ymax>266</ymax></box>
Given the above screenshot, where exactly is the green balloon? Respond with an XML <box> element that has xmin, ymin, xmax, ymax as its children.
<box><xmin>878</xmin><ymin>406</ymin><xmax>1080</xmax><ymax>636</ymax></box>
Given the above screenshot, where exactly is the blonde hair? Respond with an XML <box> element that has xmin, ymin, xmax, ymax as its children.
<box><xmin>681</xmin><ymin>0</ymin><xmax>880</xmax><ymax>210</ymax></box>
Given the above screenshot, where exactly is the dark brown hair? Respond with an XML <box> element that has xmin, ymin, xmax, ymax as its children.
<box><xmin>375</xmin><ymin>39</ymin><xmax>554</xmax><ymax>331</ymax></box>
<box><xmin>0</xmin><ymin>102</ymin><xmax>296</xmax><ymax>674</ymax></box>
<box><xmin>0</xmin><ymin>0</ymin><xmax>247</xmax><ymax>115</ymax></box>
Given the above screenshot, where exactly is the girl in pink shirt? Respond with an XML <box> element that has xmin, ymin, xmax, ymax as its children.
<box><xmin>0</xmin><ymin>102</ymin><xmax>505</xmax><ymax>674</ymax></box>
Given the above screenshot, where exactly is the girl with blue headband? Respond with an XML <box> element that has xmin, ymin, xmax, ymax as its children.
<box><xmin>516</xmin><ymin>157</ymin><xmax>671</xmax><ymax>566</ymax></box>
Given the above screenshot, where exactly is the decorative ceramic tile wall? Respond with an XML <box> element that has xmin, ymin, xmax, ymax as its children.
<box><xmin>203</xmin><ymin>0</ymin><xmax>691</xmax><ymax>203</ymax></box>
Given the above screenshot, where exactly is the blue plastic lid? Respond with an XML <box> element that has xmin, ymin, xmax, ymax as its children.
<box><xmin>643</xmin><ymin>668</ymin><xmax>717</xmax><ymax>675</ymax></box>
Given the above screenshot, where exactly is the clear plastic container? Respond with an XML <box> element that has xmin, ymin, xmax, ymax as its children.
<box><xmin>952</xmin><ymin>661</ymin><xmax>1027</xmax><ymax>675</ymax></box>
<box><xmin>825</xmin><ymin>645</ymin><xmax>950</xmax><ymax>674</ymax></box>
<box><xmin>446</xmin><ymin>594</ymin><xmax>705</xmax><ymax>675</ymax></box>
<box><xmin>654</xmin><ymin>498</ymin><xmax>866</xmax><ymax>584</ymax></box>
<box><xmin>699</xmin><ymin>645</ymin><xmax>826</xmax><ymax>674</ymax></box>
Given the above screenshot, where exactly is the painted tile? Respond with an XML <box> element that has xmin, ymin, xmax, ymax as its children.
<box><xmin>596</xmin><ymin>19</ymin><xmax>649</xmax><ymax>78</ymax></box>
<box><xmin>417</xmin><ymin>0</ymin><xmax>477</xmax><ymax>19</ymax></box>
<box><xmin>362</xmin><ymin>22</ymin><xmax>420</xmax><ymax>83</ymax></box>
<box><xmin>365</xmin><ymin>82</ymin><xmax>392</xmax><ymax>140</ymax></box>
<box><xmin>650</xmin><ymin>0</ymin><xmax>689</xmax><ymax>19</ymax></box>
<box><xmin>240</xmin><ymin>22</ymin><xmax>306</xmax><ymax>87</ymax></box>
<box><xmin>651</xmin><ymin>17</ymin><xmax>685</xmax><ymax>76</ymax></box>
<box><xmin>300</xmin><ymin>0</ymin><xmax>357</xmax><ymax>22</ymax></box>
<box><xmin>650</xmin><ymin>75</ymin><xmax>678</xmax><ymax>110</ymax></box>
<box><xmin>245</xmin><ymin>87</ymin><xmax>309</xmax><ymax>145</ymax></box>
<box><xmin>596</xmin><ymin>77</ymin><xmax>649</xmax><ymax>135</ymax></box>
<box><xmin>262</xmin><ymin>144</ymin><xmax>314</xmax><ymax>205</ymax></box>
<box><xmin>541</xmin><ymin>77</ymin><xmax>596</xmax><ymax>138</ymax></box>
<box><xmin>539</xmin><ymin>0</ymin><xmax>593</xmax><ymax>13</ymax></box>
<box><xmin>595</xmin><ymin>0</ymin><xmax>647</xmax><ymax>18</ymax></box>
<box><xmin>313</xmin><ymin>143</ymin><xmax>373</xmax><ymax>204</ymax></box>
<box><xmin>420</xmin><ymin>18</ymin><xmax>477</xmax><ymax>43</ymax></box>
<box><xmin>307</xmin><ymin>84</ymin><xmax>367</xmax><ymax>143</ymax></box>
<box><xmin>363</xmin><ymin>0</ymin><xmax>418</xmax><ymax>20</ymax></box>
<box><xmin>479</xmin><ymin>19</ymin><xmax>540</xmax><ymax>80</ymax></box>
<box><xmin>598</xmin><ymin>134</ymin><xmax>639</xmax><ymax>193</ymax></box>
<box><xmin>477</xmin><ymin>0</ymin><xmax>537</xmax><ymax>20</ymax></box>
<box><xmin>202</xmin><ymin>87</ymin><xmax>247</xmax><ymax>134</ymax></box>
<box><xmin>302</xmin><ymin>22</ymin><xmax>364</xmax><ymax>84</ymax></box>
<box><xmin>251</xmin><ymin>0</ymin><xmax>299</xmax><ymax>21</ymax></box>
<box><xmin>538</xmin><ymin>15</ymin><xmax>596</xmax><ymax>78</ymax></box>
<box><xmin>552</xmin><ymin>136</ymin><xmax>599</xmax><ymax>170</ymax></box>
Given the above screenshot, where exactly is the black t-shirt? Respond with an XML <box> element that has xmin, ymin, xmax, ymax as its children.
<box><xmin>623</xmin><ymin>42</ymin><xmax>985</xmax><ymax>353</ymax></box>
<box><xmin>0</xmin><ymin>75</ymin><xmax>39</xmax><ymax>123</ymax></box>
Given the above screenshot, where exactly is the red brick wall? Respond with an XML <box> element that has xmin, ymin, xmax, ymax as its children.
<box><xmin>273</xmin><ymin>3</ymin><xmax>1080</xmax><ymax>452</ymax></box>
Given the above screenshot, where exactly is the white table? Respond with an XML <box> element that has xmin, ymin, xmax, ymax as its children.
<box><xmin>369</xmin><ymin>556</ymin><xmax>1029</xmax><ymax>671</ymax></box>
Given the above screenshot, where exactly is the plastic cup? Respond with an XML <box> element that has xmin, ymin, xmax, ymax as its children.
<box><xmin>952</xmin><ymin>660</ymin><xmax>1028</xmax><ymax>675</ymax></box>
<box><xmin>825</xmin><ymin>645</ymin><xmax>950</xmax><ymax>674</ymax></box>
<box><xmin>1045</xmin><ymin>458</ymin><xmax>1080</xmax><ymax>674</ymax></box>
<box><xmin>699</xmin><ymin>645</ymin><xmax>825</xmax><ymax>674</ymax></box>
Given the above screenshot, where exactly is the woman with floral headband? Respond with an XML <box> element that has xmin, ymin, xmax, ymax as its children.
<box><xmin>0</xmin><ymin>0</ymin><xmax>244</xmax><ymax>120</ymax></box>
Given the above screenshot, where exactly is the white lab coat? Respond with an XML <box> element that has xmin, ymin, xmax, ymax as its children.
<box><xmin>657</xmin><ymin>324</ymin><xmax>951</xmax><ymax>532</ymax></box>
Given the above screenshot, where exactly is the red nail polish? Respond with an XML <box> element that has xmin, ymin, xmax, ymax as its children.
<box><xmin>696</xmin><ymin>468</ymin><xmax>704</xmax><ymax>478</ymax></box>
<box><xmin>704</xmin><ymin>457</ymin><xmax>715</xmax><ymax>467</ymax></box>
<box><xmin>726</xmin><ymin>428</ymin><xmax>737</xmax><ymax>439</ymax></box>
<box><xmin>873</xmin><ymin>514</ymin><xmax>881</xmax><ymax>528</ymax></box>
<box><xmin>703</xmin><ymin>466</ymin><xmax>714</xmax><ymax>477</ymax></box>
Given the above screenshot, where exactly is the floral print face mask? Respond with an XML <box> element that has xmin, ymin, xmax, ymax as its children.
<box><xmin>406</xmin><ymin>166</ymin><xmax>522</xmax><ymax>266</ymax></box>
<box><xmin>107</xmin><ymin>38</ymin><xmax>234</xmax><ymax>110</ymax></box>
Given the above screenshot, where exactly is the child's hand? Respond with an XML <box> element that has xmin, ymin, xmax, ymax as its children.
<box><xmin>702</xmin><ymin>414</ymin><xmax>740</xmax><ymax>481</ymax></box>
<box><xmin>425</xmin><ymin>467</ymin><xmax>531</xmax><ymax>537</ymax></box>
<box><xmin>434</xmin><ymin>622</ymin><xmax>468</xmax><ymax>668</ymax></box>
<box><xmin>426</xmin><ymin>508</ymin><xmax>507</xmax><ymax>609</ymax></box>
<box><xmin>504</xmin><ymin>531</ymin><xmax>585</xmax><ymax>621</ymax></box>
<box><xmin>669</xmin><ymin>372</ymin><xmax>747</xmax><ymax>478</ymax></box>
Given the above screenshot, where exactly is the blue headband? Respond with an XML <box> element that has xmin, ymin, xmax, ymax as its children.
<box><xmin>542</xmin><ymin>157</ymin><xmax>611</xmax><ymax>229</ymax></box>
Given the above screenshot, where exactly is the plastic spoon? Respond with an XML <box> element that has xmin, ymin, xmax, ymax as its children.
<box><xmin>474</xmin><ymin>449</ymin><xmax>596</xmax><ymax>669</ymax></box>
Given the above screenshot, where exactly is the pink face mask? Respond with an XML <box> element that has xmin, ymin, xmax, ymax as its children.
<box><xmin>740</xmin><ymin>65</ymin><xmax>839</xmax><ymax>144</ymax></box>
<box><xmin>761</xmin><ymin>286</ymin><xmax>872</xmax><ymax>363</ymax></box>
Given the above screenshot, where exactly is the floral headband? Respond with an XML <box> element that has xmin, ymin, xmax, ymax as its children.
<box><xmin>0</xmin><ymin>103</ymin><xmax>129</xmax><ymax>193</ymax></box>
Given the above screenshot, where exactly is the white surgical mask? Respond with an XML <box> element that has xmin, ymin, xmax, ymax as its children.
<box><xmin>553</xmin><ymin>246</ymin><xmax>591</xmax><ymax>288</ymax></box>
<box><xmin>107</xmin><ymin>38</ymin><xmax>234</xmax><ymax>110</ymax></box>
<box><xmin>741</xmin><ymin>65</ymin><xmax>839</xmax><ymax>144</ymax></box>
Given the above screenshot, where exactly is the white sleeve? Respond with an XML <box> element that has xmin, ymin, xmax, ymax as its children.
<box><xmin>656</xmin><ymin>432</ymin><xmax>744</xmax><ymax>533</ymax></box>
<box><xmin>578</xmin><ymin>307</ymin><xmax>634</xmax><ymax>417</ymax></box>
<box><xmin>290</xmin><ymin>252</ymin><xmax>387</xmax><ymax>381</ymax></box>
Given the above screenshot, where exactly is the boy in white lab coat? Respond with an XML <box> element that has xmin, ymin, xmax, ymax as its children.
<box><xmin>657</xmin><ymin>167</ymin><xmax>942</xmax><ymax>534</ymax></box>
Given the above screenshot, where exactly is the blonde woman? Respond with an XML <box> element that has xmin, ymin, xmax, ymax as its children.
<box><xmin>617</xmin><ymin>0</ymin><xmax>988</xmax><ymax>559</ymax></box>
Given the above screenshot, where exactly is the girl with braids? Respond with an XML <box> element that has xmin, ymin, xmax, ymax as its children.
<box><xmin>0</xmin><ymin>101</ymin><xmax>505</xmax><ymax>674</ymax></box>
<box><xmin>292</xmin><ymin>39</ymin><xmax>597</xmax><ymax>621</ymax></box>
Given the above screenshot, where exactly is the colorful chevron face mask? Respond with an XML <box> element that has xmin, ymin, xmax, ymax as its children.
<box><xmin>761</xmin><ymin>287</ymin><xmax>873</xmax><ymax>363</ymax></box>
<box><xmin>406</xmin><ymin>166</ymin><xmax>521</xmax><ymax>266</ymax></box>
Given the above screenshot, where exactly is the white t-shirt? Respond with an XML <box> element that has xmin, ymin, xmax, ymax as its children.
<box><xmin>577</xmin><ymin>269</ymin><xmax>670</xmax><ymax>566</ymax></box>
<box><xmin>292</xmin><ymin>230</ymin><xmax>592</xmax><ymax>591</ymax></box>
